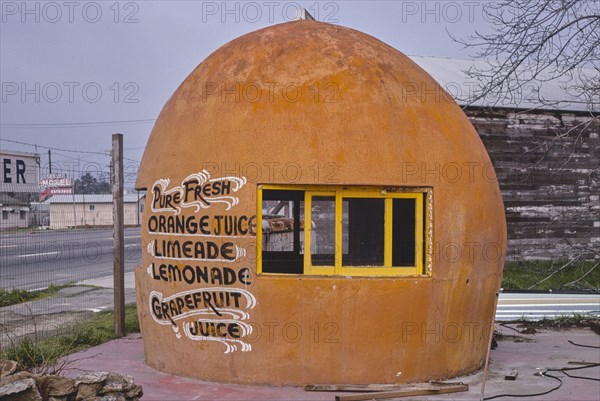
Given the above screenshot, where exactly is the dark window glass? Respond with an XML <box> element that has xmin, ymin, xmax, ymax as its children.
<box><xmin>342</xmin><ymin>198</ymin><xmax>384</xmax><ymax>266</ymax></box>
<box><xmin>392</xmin><ymin>198</ymin><xmax>416</xmax><ymax>266</ymax></box>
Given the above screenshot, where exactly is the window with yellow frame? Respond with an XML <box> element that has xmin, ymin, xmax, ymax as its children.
<box><xmin>257</xmin><ymin>185</ymin><xmax>431</xmax><ymax>277</ymax></box>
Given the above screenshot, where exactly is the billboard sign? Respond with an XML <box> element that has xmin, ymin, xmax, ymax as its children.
<box><xmin>0</xmin><ymin>150</ymin><xmax>40</xmax><ymax>193</ymax></box>
<box><xmin>41</xmin><ymin>174</ymin><xmax>73</xmax><ymax>188</ymax></box>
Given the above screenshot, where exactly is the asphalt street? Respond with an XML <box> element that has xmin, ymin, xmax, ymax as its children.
<box><xmin>0</xmin><ymin>227</ymin><xmax>141</xmax><ymax>290</ymax></box>
<box><xmin>1</xmin><ymin>228</ymin><xmax>598</xmax><ymax>320</ymax></box>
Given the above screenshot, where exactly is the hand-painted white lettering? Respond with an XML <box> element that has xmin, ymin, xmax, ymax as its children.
<box><xmin>151</xmin><ymin>171</ymin><xmax>247</xmax><ymax>214</ymax></box>
<box><xmin>149</xmin><ymin>288</ymin><xmax>256</xmax><ymax>353</ymax></box>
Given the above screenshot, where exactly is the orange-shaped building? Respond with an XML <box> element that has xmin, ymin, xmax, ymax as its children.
<box><xmin>135</xmin><ymin>20</ymin><xmax>506</xmax><ymax>385</ymax></box>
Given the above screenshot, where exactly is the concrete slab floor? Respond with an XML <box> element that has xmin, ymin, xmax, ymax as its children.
<box><xmin>61</xmin><ymin>325</ymin><xmax>599</xmax><ymax>401</ymax></box>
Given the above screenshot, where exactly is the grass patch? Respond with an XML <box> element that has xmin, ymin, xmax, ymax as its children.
<box><xmin>502</xmin><ymin>260</ymin><xmax>599</xmax><ymax>290</ymax></box>
<box><xmin>0</xmin><ymin>304</ymin><xmax>139</xmax><ymax>370</ymax></box>
<box><xmin>0</xmin><ymin>283</ymin><xmax>75</xmax><ymax>307</ymax></box>
<box><xmin>502</xmin><ymin>261</ymin><xmax>600</xmax><ymax>290</ymax></box>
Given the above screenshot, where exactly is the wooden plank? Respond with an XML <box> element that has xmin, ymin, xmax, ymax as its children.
<box><xmin>306</xmin><ymin>382</ymin><xmax>465</xmax><ymax>393</ymax></box>
<box><xmin>464</xmin><ymin>108</ymin><xmax>600</xmax><ymax>261</ymax></box>
<box><xmin>334</xmin><ymin>384</ymin><xmax>468</xmax><ymax>401</ymax></box>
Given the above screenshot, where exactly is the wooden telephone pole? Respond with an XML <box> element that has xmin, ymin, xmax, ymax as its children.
<box><xmin>112</xmin><ymin>133</ymin><xmax>125</xmax><ymax>337</ymax></box>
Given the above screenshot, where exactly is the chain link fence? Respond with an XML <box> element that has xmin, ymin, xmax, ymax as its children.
<box><xmin>0</xmin><ymin>190</ymin><xmax>142</xmax><ymax>350</ymax></box>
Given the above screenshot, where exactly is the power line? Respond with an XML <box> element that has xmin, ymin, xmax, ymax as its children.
<box><xmin>0</xmin><ymin>118</ymin><xmax>156</xmax><ymax>128</ymax></box>
<box><xmin>49</xmin><ymin>151</ymin><xmax>98</xmax><ymax>162</ymax></box>
<box><xmin>1</xmin><ymin>138</ymin><xmax>109</xmax><ymax>155</ymax></box>
<box><xmin>2</xmin><ymin>138</ymin><xmax>142</xmax><ymax>164</ymax></box>
<box><xmin>50</xmin><ymin>150</ymin><xmax>140</xmax><ymax>165</ymax></box>
<box><xmin>48</xmin><ymin>151</ymin><xmax>140</xmax><ymax>167</ymax></box>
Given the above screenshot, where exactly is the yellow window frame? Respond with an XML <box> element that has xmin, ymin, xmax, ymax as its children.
<box><xmin>257</xmin><ymin>185</ymin><xmax>430</xmax><ymax>277</ymax></box>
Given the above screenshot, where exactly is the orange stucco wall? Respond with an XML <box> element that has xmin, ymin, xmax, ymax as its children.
<box><xmin>135</xmin><ymin>20</ymin><xmax>506</xmax><ymax>385</ymax></box>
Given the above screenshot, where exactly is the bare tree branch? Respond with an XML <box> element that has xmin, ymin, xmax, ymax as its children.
<box><xmin>450</xmin><ymin>0</ymin><xmax>600</xmax><ymax>274</ymax></box>
<box><xmin>527</xmin><ymin>252</ymin><xmax>582</xmax><ymax>290</ymax></box>
<box><xmin>450</xmin><ymin>0</ymin><xmax>600</xmax><ymax>111</ymax></box>
<box><xmin>561</xmin><ymin>261</ymin><xmax>599</xmax><ymax>289</ymax></box>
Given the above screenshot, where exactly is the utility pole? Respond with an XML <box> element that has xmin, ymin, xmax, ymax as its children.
<box><xmin>71</xmin><ymin>188</ymin><xmax>77</xmax><ymax>228</ymax></box>
<box><xmin>48</xmin><ymin>149</ymin><xmax>52</xmax><ymax>174</ymax></box>
<box><xmin>136</xmin><ymin>190</ymin><xmax>140</xmax><ymax>227</ymax></box>
<box><xmin>112</xmin><ymin>133</ymin><xmax>125</xmax><ymax>337</ymax></box>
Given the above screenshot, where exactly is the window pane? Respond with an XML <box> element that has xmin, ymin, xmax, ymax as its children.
<box><xmin>261</xmin><ymin>190</ymin><xmax>305</xmax><ymax>274</ymax></box>
<box><xmin>262</xmin><ymin>199</ymin><xmax>295</xmax><ymax>252</ymax></box>
<box><xmin>392</xmin><ymin>198</ymin><xmax>416</xmax><ymax>266</ymax></box>
<box><xmin>310</xmin><ymin>196</ymin><xmax>335</xmax><ymax>266</ymax></box>
<box><xmin>342</xmin><ymin>198</ymin><xmax>384</xmax><ymax>266</ymax></box>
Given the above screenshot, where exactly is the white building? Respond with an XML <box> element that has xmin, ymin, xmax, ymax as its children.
<box><xmin>0</xmin><ymin>194</ymin><xmax>30</xmax><ymax>230</ymax></box>
<box><xmin>45</xmin><ymin>194</ymin><xmax>144</xmax><ymax>229</ymax></box>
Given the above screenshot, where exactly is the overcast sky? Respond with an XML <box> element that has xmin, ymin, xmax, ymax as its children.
<box><xmin>0</xmin><ymin>1</ymin><xmax>495</xmax><ymax>188</ymax></box>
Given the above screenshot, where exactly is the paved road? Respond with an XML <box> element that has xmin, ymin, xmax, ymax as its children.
<box><xmin>1</xmin><ymin>229</ymin><xmax>598</xmax><ymax>320</ymax></box>
<box><xmin>0</xmin><ymin>227</ymin><xmax>141</xmax><ymax>290</ymax></box>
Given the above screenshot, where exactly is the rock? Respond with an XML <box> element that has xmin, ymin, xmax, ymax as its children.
<box><xmin>99</xmin><ymin>372</ymin><xmax>142</xmax><ymax>399</ymax></box>
<box><xmin>39</xmin><ymin>375</ymin><xmax>76</xmax><ymax>397</ymax></box>
<box><xmin>100</xmin><ymin>372</ymin><xmax>134</xmax><ymax>393</ymax></box>
<box><xmin>76</xmin><ymin>371</ymin><xmax>108</xmax><ymax>400</ymax></box>
<box><xmin>108</xmin><ymin>396</ymin><xmax>126</xmax><ymax>401</ymax></box>
<box><xmin>89</xmin><ymin>395</ymin><xmax>126</xmax><ymax>401</ymax></box>
<box><xmin>0</xmin><ymin>378</ymin><xmax>43</xmax><ymax>401</ymax></box>
<box><xmin>76</xmin><ymin>382</ymin><xmax>104</xmax><ymax>401</ymax></box>
<box><xmin>0</xmin><ymin>360</ymin><xmax>21</xmax><ymax>378</ymax></box>
<box><xmin>0</xmin><ymin>368</ymin><xmax>140</xmax><ymax>401</ymax></box>
<box><xmin>124</xmin><ymin>384</ymin><xmax>143</xmax><ymax>399</ymax></box>
<box><xmin>0</xmin><ymin>371</ymin><xmax>35</xmax><ymax>387</ymax></box>
<box><xmin>76</xmin><ymin>371</ymin><xmax>108</xmax><ymax>384</ymax></box>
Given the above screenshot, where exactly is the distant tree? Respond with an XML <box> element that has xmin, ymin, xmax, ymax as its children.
<box><xmin>74</xmin><ymin>173</ymin><xmax>110</xmax><ymax>194</ymax></box>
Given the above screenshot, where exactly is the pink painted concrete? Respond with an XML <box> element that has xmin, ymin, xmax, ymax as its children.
<box><xmin>61</xmin><ymin>325</ymin><xmax>599</xmax><ymax>400</ymax></box>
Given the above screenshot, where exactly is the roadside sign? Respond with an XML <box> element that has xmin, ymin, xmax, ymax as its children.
<box><xmin>0</xmin><ymin>150</ymin><xmax>41</xmax><ymax>193</ymax></box>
